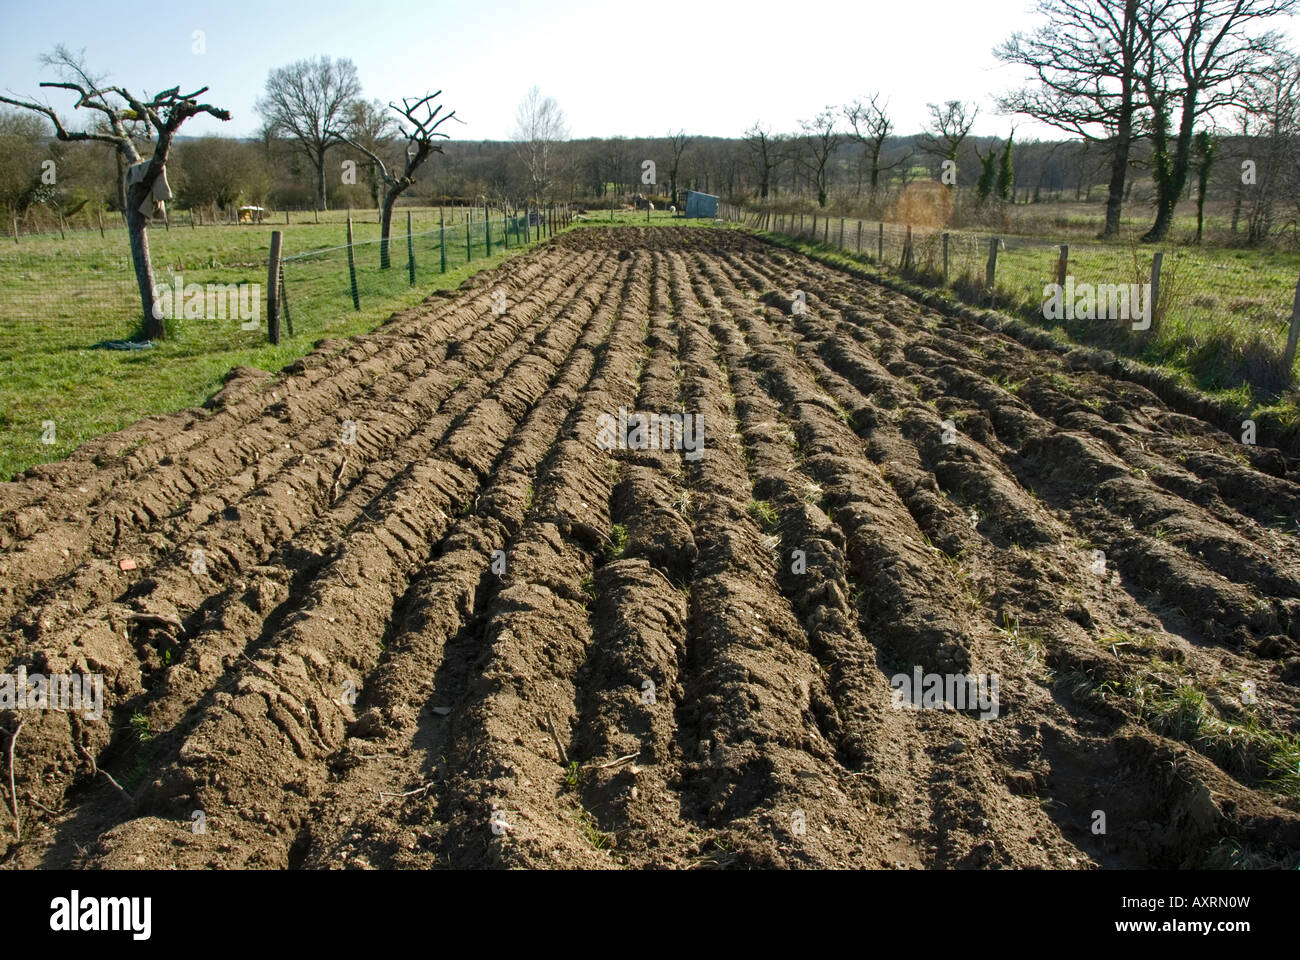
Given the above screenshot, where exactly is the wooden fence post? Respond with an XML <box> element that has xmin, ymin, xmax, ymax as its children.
<box><xmin>942</xmin><ymin>232</ymin><xmax>949</xmax><ymax>283</ymax></box>
<box><xmin>839</xmin><ymin>218</ymin><xmax>845</xmax><ymax>248</ymax></box>
<box><xmin>1057</xmin><ymin>243</ymin><xmax>1069</xmax><ymax>288</ymax></box>
<box><xmin>12</xmin><ymin>218</ymin><xmax>17</xmax><ymax>243</ymax></box>
<box><xmin>1148</xmin><ymin>251</ymin><xmax>1164</xmax><ymax>331</ymax></box>
<box><xmin>1283</xmin><ymin>268</ymin><xmax>1300</xmax><ymax>377</ymax></box>
<box><xmin>877</xmin><ymin>223</ymin><xmax>883</xmax><ymax>262</ymax></box>
<box><xmin>440</xmin><ymin>207</ymin><xmax>447</xmax><ymax>273</ymax></box>
<box><xmin>346</xmin><ymin>215</ymin><xmax>360</xmax><ymax>311</ymax></box>
<box><xmin>98</xmin><ymin>211</ymin><xmax>105</xmax><ymax>238</ymax></box>
<box><xmin>466</xmin><ymin>214</ymin><xmax>472</xmax><ymax>261</ymax></box>
<box><xmin>856</xmin><ymin>220</ymin><xmax>863</xmax><ymax>254</ymax></box>
<box><xmin>986</xmin><ymin>237</ymin><xmax>1000</xmax><ymax>294</ymax></box>
<box><xmin>902</xmin><ymin>224</ymin><xmax>913</xmax><ymax>270</ymax></box>
<box><xmin>267</xmin><ymin>230</ymin><xmax>283</xmax><ymax>345</ymax></box>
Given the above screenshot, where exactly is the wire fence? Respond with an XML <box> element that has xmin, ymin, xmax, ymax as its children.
<box><xmin>723</xmin><ymin>205</ymin><xmax>1300</xmax><ymax>390</ymax></box>
<box><xmin>274</xmin><ymin>208</ymin><xmax>565</xmax><ymax>342</ymax></box>
<box><xmin>0</xmin><ymin>205</ymin><xmax>570</xmax><ymax>361</ymax></box>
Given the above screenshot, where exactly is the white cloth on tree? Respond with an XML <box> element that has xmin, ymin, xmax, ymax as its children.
<box><xmin>125</xmin><ymin>161</ymin><xmax>172</xmax><ymax>218</ymax></box>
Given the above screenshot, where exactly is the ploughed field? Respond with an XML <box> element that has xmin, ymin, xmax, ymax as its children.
<box><xmin>3</xmin><ymin>227</ymin><xmax>1300</xmax><ymax>870</ymax></box>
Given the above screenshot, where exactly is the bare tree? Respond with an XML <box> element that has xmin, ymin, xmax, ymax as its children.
<box><xmin>0</xmin><ymin>46</ymin><xmax>230</xmax><ymax>339</ymax></box>
<box><xmin>1137</xmin><ymin>0</ymin><xmax>1297</xmax><ymax>241</ymax></box>
<box><xmin>800</xmin><ymin>108</ymin><xmax>841</xmax><ymax>207</ymax></box>
<box><xmin>343</xmin><ymin>93</ymin><xmax>457</xmax><ymax>268</ymax></box>
<box><xmin>843</xmin><ymin>94</ymin><xmax>907</xmax><ymax>211</ymax></box>
<box><xmin>996</xmin><ymin>0</ymin><xmax>1158</xmax><ymax>238</ymax></box>
<box><xmin>174</xmin><ymin>136</ymin><xmax>270</xmax><ymax>212</ymax></box>
<box><xmin>667</xmin><ymin>130</ymin><xmax>691</xmax><ymax>206</ymax></box>
<box><xmin>0</xmin><ymin>109</ymin><xmax>56</xmax><ymax>221</ymax></box>
<box><xmin>743</xmin><ymin>123</ymin><xmax>786</xmax><ymax>200</ymax></box>
<box><xmin>345</xmin><ymin>98</ymin><xmax>399</xmax><ymax>208</ymax></box>
<box><xmin>1240</xmin><ymin>49</ymin><xmax>1300</xmax><ymax>242</ymax></box>
<box><xmin>257</xmin><ymin>57</ymin><xmax>361</xmax><ymax>212</ymax></box>
<box><xmin>917</xmin><ymin>100</ymin><xmax>979</xmax><ymax>173</ymax></box>
<box><xmin>603</xmin><ymin>137</ymin><xmax>634</xmax><ymax>200</ymax></box>
<box><xmin>513</xmin><ymin>86</ymin><xmax>568</xmax><ymax>204</ymax></box>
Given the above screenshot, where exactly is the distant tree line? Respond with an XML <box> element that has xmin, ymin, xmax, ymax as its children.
<box><xmin>3</xmin><ymin>0</ymin><xmax>1297</xmax><ymax>249</ymax></box>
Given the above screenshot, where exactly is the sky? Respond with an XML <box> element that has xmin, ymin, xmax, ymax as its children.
<box><xmin>2</xmin><ymin>0</ymin><xmax>1298</xmax><ymax>144</ymax></box>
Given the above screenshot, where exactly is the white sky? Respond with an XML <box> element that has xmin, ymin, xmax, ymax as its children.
<box><xmin>2</xmin><ymin>0</ymin><xmax>1298</xmax><ymax>142</ymax></box>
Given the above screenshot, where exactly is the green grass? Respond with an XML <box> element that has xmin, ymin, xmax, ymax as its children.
<box><xmin>605</xmin><ymin>523</ymin><xmax>629</xmax><ymax>561</ymax></box>
<box><xmin>1093</xmin><ymin>663</ymin><xmax>1300</xmax><ymax>798</ymax></box>
<box><xmin>1094</xmin><ymin>629</ymin><xmax>1159</xmax><ymax>657</ymax></box>
<box><xmin>129</xmin><ymin>711</ymin><xmax>152</xmax><ymax>743</ymax></box>
<box><xmin>571</xmin><ymin>208</ymin><xmax>729</xmax><ymax>229</ymax></box>
<box><xmin>575</xmin><ymin>807</ymin><xmax>613</xmax><ymax>851</ymax></box>
<box><xmin>0</xmin><ymin>208</ymin><xmax>739</xmax><ymax>480</ymax></box>
<box><xmin>759</xmin><ymin>225</ymin><xmax>1300</xmax><ymax>427</ymax></box>
<box><xmin>746</xmin><ymin>499</ymin><xmax>779</xmax><ymax>528</ymax></box>
<box><xmin>0</xmin><ymin>207</ymin><xmax>555</xmax><ymax>479</ymax></box>
<box><xmin>969</xmin><ymin>238</ymin><xmax>1300</xmax><ymax>397</ymax></box>
<box><xmin>995</xmin><ymin>613</ymin><xmax>1046</xmax><ymax>666</ymax></box>
<box><xmin>563</xmin><ymin>760</ymin><xmax>583</xmax><ymax>791</ymax></box>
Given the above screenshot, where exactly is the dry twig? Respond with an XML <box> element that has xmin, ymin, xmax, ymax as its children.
<box><xmin>545</xmin><ymin>712</ymin><xmax>568</xmax><ymax>765</ymax></box>
<box><xmin>5</xmin><ymin>719</ymin><xmax>23</xmax><ymax>840</ymax></box>
<box><xmin>582</xmin><ymin>753</ymin><xmax>639</xmax><ymax>772</ymax></box>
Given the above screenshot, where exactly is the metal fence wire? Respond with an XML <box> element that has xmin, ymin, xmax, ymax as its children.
<box><xmin>0</xmin><ymin>206</ymin><xmax>564</xmax><ymax>360</ymax></box>
<box><xmin>725</xmin><ymin>207</ymin><xmax>1300</xmax><ymax>374</ymax></box>
<box><xmin>276</xmin><ymin>212</ymin><xmax>538</xmax><ymax>337</ymax></box>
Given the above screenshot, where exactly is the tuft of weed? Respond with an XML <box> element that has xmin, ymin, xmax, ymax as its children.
<box><xmin>129</xmin><ymin>711</ymin><xmax>153</xmax><ymax>743</ymax></box>
<box><xmin>995</xmin><ymin>613</ymin><xmax>1045</xmax><ymax>665</ymax></box>
<box><xmin>747</xmin><ymin>499</ymin><xmax>779</xmax><ymax>528</ymax></box>
<box><xmin>606</xmin><ymin>524</ymin><xmax>629</xmax><ymax>562</ymax></box>
<box><xmin>575</xmin><ymin>808</ymin><xmax>613</xmax><ymax>851</ymax></box>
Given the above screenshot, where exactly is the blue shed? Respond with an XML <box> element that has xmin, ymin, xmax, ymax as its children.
<box><xmin>684</xmin><ymin>190</ymin><xmax>719</xmax><ymax>219</ymax></box>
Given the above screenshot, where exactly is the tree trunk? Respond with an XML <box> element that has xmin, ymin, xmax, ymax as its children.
<box><xmin>1143</xmin><ymin>102</ymin><xmax>1196</xmax><ymax>243</ymax></box>
<box><xmin>1100</xmin><ymin>133</ymin><xmax>1131</xmax><ymax>239</ymax></box>
<box><xmin>1195</xmin><ymin>163</ymin><xmax>1210</xmax><ymax>244</ymax></box>
<box><xmin>316</xmin><ymin>155</ymin><xmax>328</xmax><ymax>212</ymax></box>
<box><xmin>115</xmin><ymin>151</ymin><xmax>128</xmax><ymax>223</ymax></box>
<box><xmin>380</xmin><ymin>191</ymin><xmax>397</xmax><ymax>269</ymax></box>
<box><xmin>126</xmin><ymin>194</ymin><xmax>161</xmax><ymax>340</ymax></box>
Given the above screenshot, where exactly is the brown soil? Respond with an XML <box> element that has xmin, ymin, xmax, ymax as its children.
<box><xmin>3</xmin><ymin>227</ymin><xmax>1299</xmax><ymax>870</ymax></box>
